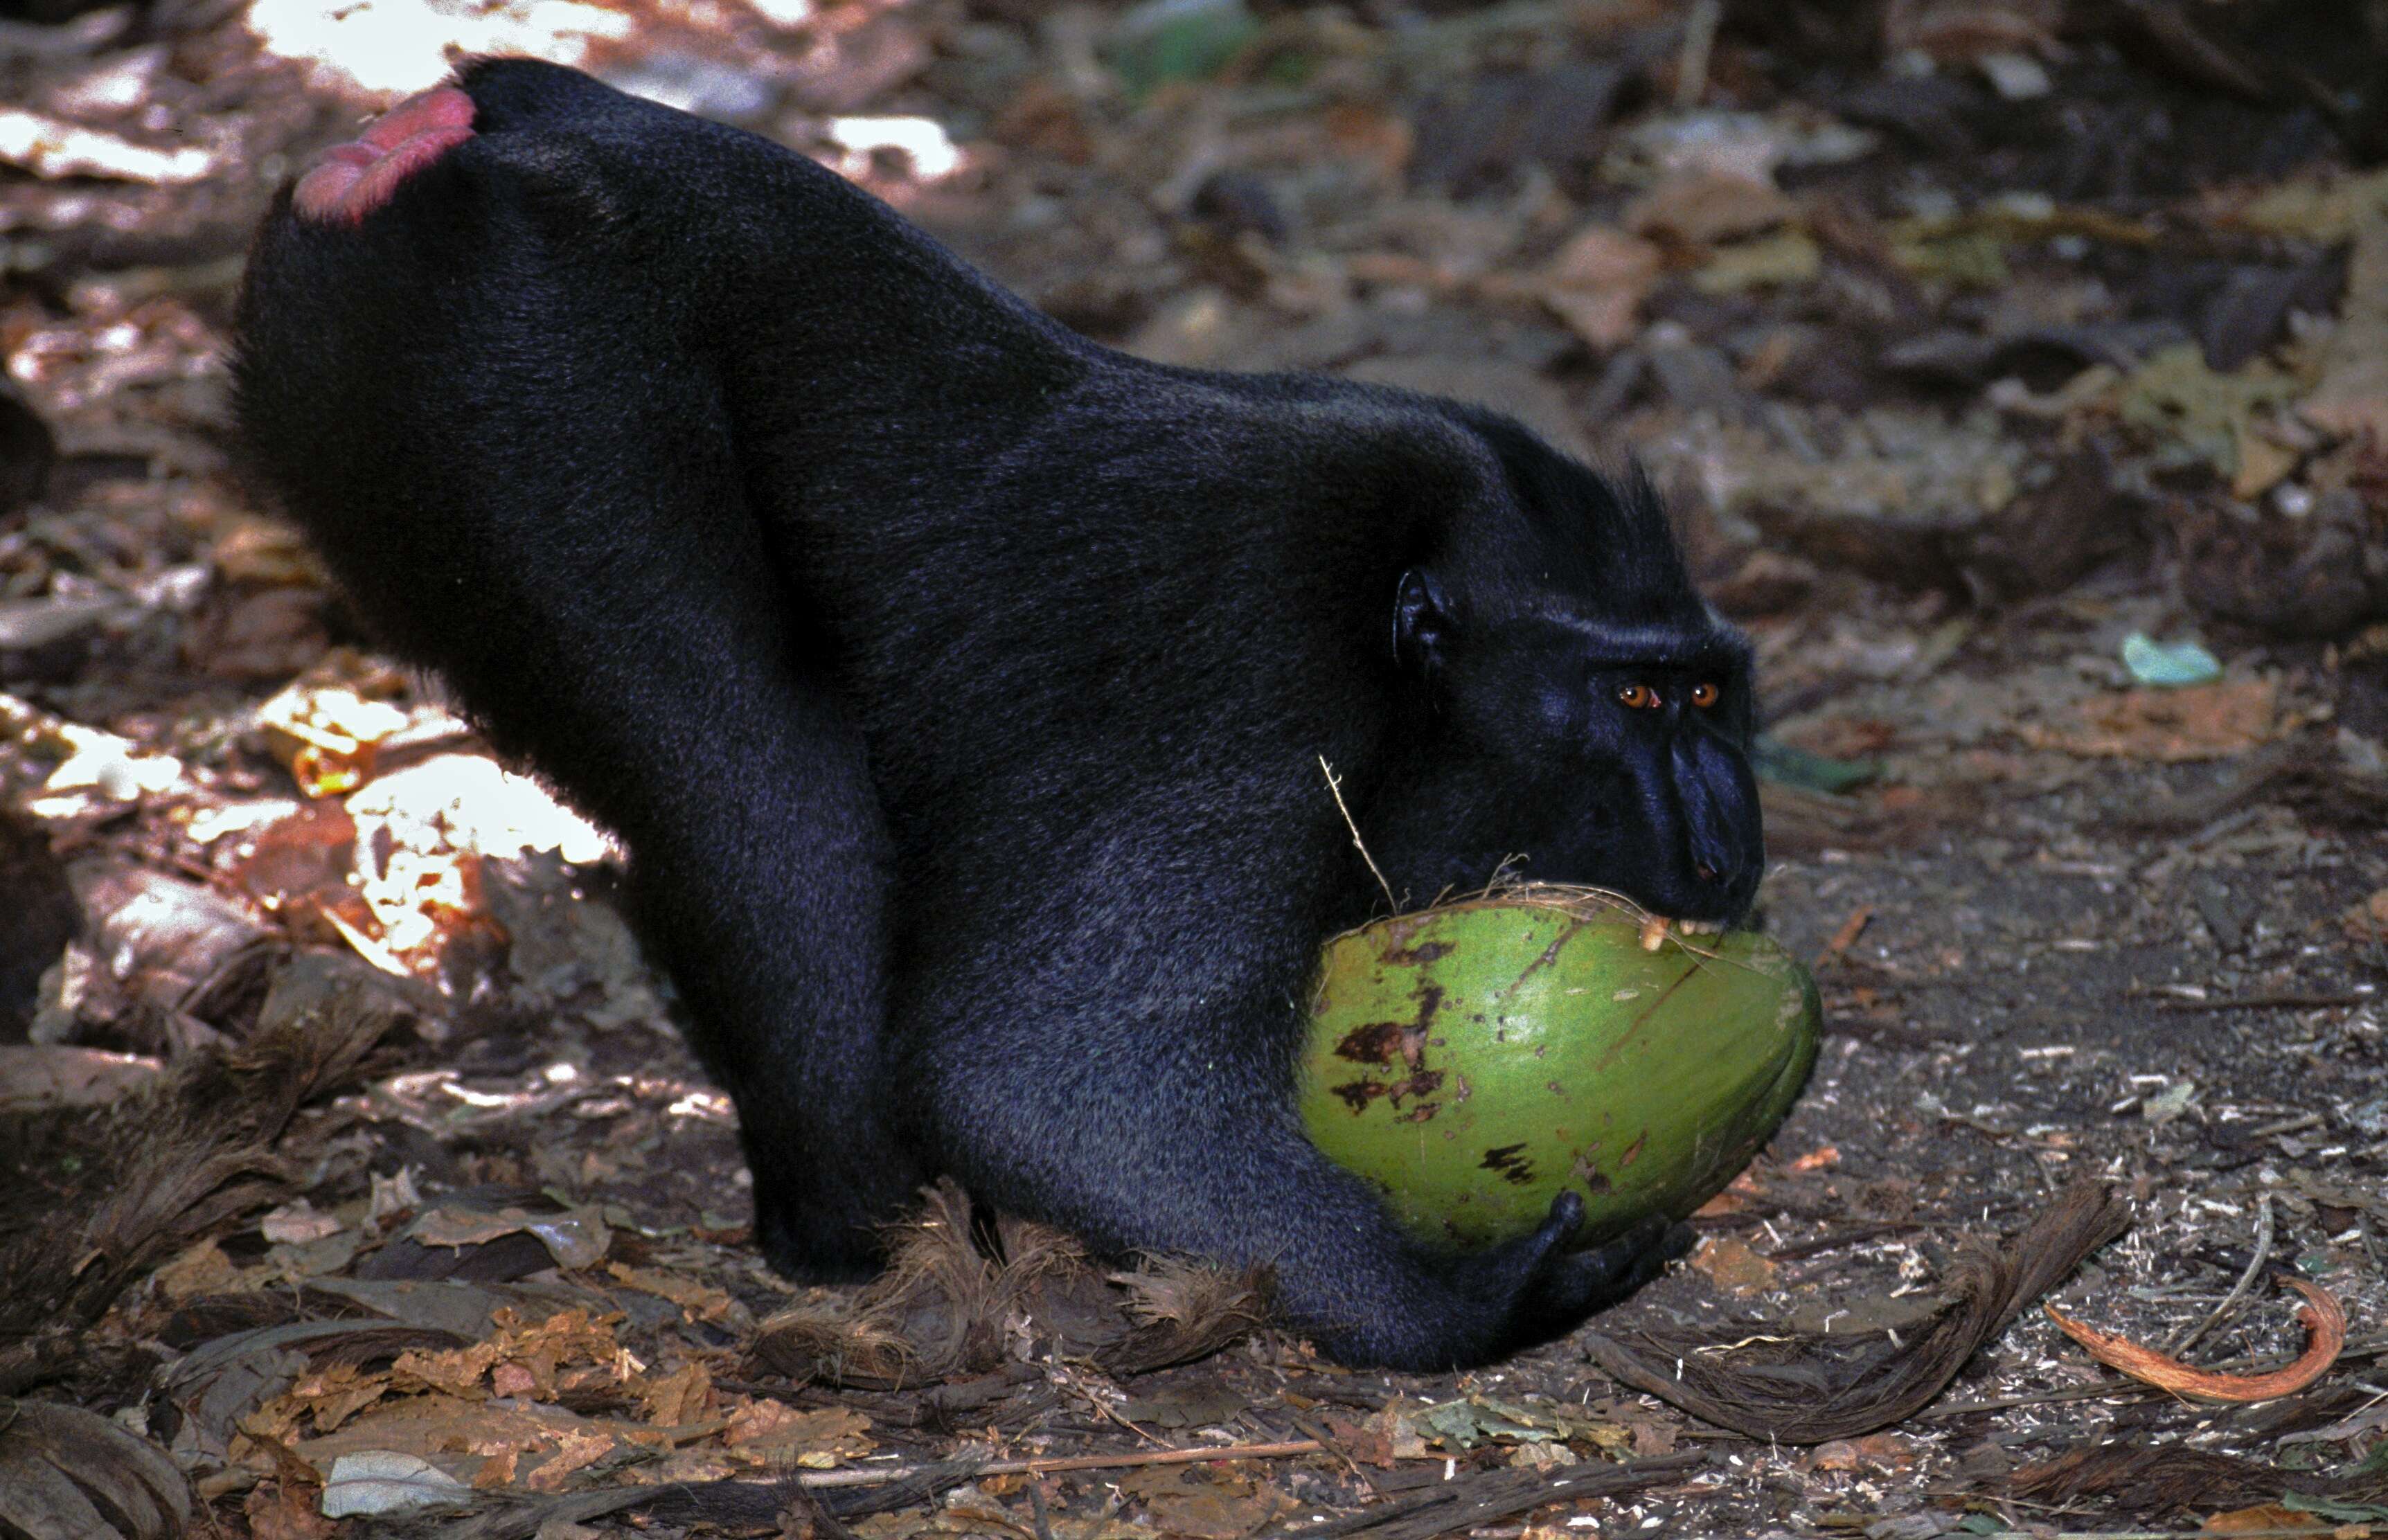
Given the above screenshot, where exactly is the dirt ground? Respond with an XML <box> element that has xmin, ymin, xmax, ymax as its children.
<box><xmin>3</xmin><ymin>1</ymin><xmax>2387</xmax><ymax>1537</ymax></box>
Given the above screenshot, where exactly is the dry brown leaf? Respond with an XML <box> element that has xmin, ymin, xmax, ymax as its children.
<box><xmin>2231</xmin><ymin>427</ymin><xmax>2300</xmax><ymax>501</ymax></box>
<box><xmin>1316</xmin><ymin>1411</ymin><xmax>1393</xmax><ymax>1468</ymax></box>
<box><xmin>211</xmin><ymin>519</ymin><xmax>328</xmax><ymax>587</ymax></box>
<box><xmin>489</xmin><ymin>1307</ymin><xmax>625</xmax><ymax>1397</ymax></box>
<box><xmin>190</xmin><ymin>586</ymin><xmax>333</xmax><ymax>685</ymax></box>
<box><xmin>1808</xmin><ymin>1433</ymin><xmax>1915</xmax><ymax>1472</ymax></box>
<box><xmin>0</xmin><ymin>1046</ymin><xmax>161</xmax><ymax>1112</ymax></box>
<box><xmin>259</xmin><ymin>1199</ymin><xmax>343</xmax><ymax>1246</ymax></box>
<box><xmin>151</xmin><ymin>1239</ymin><xmax>242</xmax><ymax>1302</ymax></box>
<box><xmin>1322</xmin><ymin>102</ymin><xmax>1413</xmax><ymax>181</ymax></box>
<box><xmin>2020</xmin><ymin>680</ymin><xmax>2279</xmax><ymax>762</ymax></box>
<box><xmin>1531</xmin><ymin>225</ymin><xmax>1661</xmax><ymax>350</ymax></box>
<box><xmin>231</xmin><ymin>805</ymin><xmax>364</xmax><ymax>938</ymax></box>
<box><xmin>2301</xmin><ymin>206</ymin><xmax>2388</xmax><ymax>445</ymax></box>
<box><xmin>281</xmin><ymin>1364</ymin><xmax>394</xmax><ymax>1435</ymax></box>
<box><xmin>1119</xmin><ymin>1464</ymin><xmax>1287</xmax><ymax>1540</ymax></box>
<box><xmin>989</xmin><ymin>78</ymin><xmax>1093</xmax><ymax>163</ymax></box>
<box><xmin>1373</xmin><ymin>1397</ymin><xmax>1431</xmax><ymax>1461</ymax></box>
<box><xmin>1691</xmin><ymin>1187</ymin><xmax>1752</xmax><ymax>1218</ymax></box>
<box><xmin>1884</xmin><ymin>0</ymin><xmax>2060</xmax><ymax>61</ymax></box>
<box><xmin>2342</xmin><ymin>888</ymin><xmax>2388</xmax><ymax>944</ymax></box>
<box><xmin>1689</xmin><ymin>1235</ymin><xmax>1779</xmax><ymax>1297</ymax></box>
<box><xmin>2200</xmin><ymin>1503</ymin><xmax>2320</xmax><ymax>1534</ymax></box>
<box><xmin>633</xmin><ymin>1362</ymin><xmax>712</xmax><ymax>1427</ymax></box>
<box><xmin>1628</xmin><ymin>1420</ymin><xmax>1676</xmax><ymax>1458</ymax></box>
<box><xmin>522</xmin><ymin>1427</ymin><xmax>615</xmax><ymax>1492</ymax></box>
<box><xmin>2044</xmin><ymin>1279</ymin><xmax>2346</xmax><ymax>1404</ymax></box>
<box><xmin>292</xmin><ymin>1393</ymin><xmax>634</xmax><ymax>1488</ymax></box>
<box><xmin>388</xmin><ymin>1305</ymin><xmax>625</xmax><ymax>1403</ymax></box>
<box><xmin>1626</xmin><ymin>173</ymin><xmax>1796</xmax><ymax>247</ymax></box>
<box><xmin>722</xmin><ymin>1399</ymin><xmax>875</xmax><ymax>1462</ymax></box>
<box><xmin>607</xmin><ymin>1262</ymin><xmax>738</xmax><ymax>1323</ymax></box>
<box><xmin>391</xmin><ymin>1340</ymin><xmax>502</xmax><ymax>1400</ymax></box>
<box><xmin>243</xmin><ymin>1478</ymin><xmax>333</xmax><ymax>1540</ymax></box>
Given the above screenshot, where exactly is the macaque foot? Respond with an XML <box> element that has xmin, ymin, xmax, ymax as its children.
<box><xmin>293</xmin><ymin>86</ymin><xmax>476</xmax><ymax>225</ymax></box>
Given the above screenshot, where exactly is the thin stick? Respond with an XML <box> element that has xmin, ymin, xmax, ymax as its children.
<box><xmin>1673</xmin><ymin>0</ymin><xmax>1722</xmax><ymax>111</ymax></box>
<box><xmin>1921</xmin><ymin>1528</ymin><xmax>2337</xmax><ymax>1539</ymax></box>
<box><xmin>1319</xmin><ymin>757</ymin><xmax>1398</xmax><ymax>913</ymax></box>
<box><xmin>1813</xmin><ymin>905</ymin><xmax>1873</xmax><ymax>970</ymax></box>
<box><xmin>798</xmin><ymin>1439</ymin><xmax>1326</xmax><ymax>1489</ymax></box>
<box><xmin>2153</xmin><ymin>992</ymin><xmax>2369</xmax><ymax>1013</ymax></box>
<box><xmin>1028</xmin><ymin>1475</ymin><xmax>1056</xmax><ymax>1540</ymax></box>
<box><xmin>2165</xmin><ymin>1190</ymin><xmax>2274</xmax><ymax>1357</ymax></box>
<box><xmin>1921</xmin><ymin>1334</ymin><xmax>2388</xmax><ymax>1419</ymax></box>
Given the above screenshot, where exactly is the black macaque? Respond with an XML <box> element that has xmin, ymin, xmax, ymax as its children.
<box><xmin>233</xmin><ymin>59</ymin><xmax>1765</xmax><ymax>1370</ymax></box>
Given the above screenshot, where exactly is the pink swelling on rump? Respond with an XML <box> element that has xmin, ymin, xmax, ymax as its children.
<box><xmin>292</xmin><ymin>87</ymin><xmax>476</xmax><ymax>225</ymax></box>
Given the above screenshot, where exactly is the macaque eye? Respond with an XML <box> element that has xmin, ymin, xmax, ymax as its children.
<box><xmin>1615</xmin><ymin>683</ymin><xmax>1661</xmax><ymax>710</ymax></box>
<box><xmin>1690</xmin><ymin>681</ymin><xmax>1720</xmax><ymax>709</ymax></box>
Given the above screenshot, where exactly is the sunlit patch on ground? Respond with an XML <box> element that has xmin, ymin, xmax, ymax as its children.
<box><xmin>244</xmin><ymin>0</ymin><xmax>634</xmax><ymax>98</ymax></box>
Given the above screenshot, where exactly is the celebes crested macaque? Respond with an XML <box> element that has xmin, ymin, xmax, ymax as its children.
<box><xmin>233</xmin><ymin>59</ymin><xmax>1763</xmax><ymax>1369</ymax></box>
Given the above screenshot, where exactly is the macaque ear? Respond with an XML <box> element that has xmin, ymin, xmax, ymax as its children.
<box><xmin>1393</xmin><ymin>568</ymin><xmax>1451</xmax><ymax>673</ymax></box>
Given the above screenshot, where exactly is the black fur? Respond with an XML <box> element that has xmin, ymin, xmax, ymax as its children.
<box><xmin>232</xmin><ymin>59</ymin><xmax>1761</xmax><ymax>1369</ymax></box>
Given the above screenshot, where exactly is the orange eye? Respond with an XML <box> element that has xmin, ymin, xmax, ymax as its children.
<box><xmin>1616</xmin><ymin>683</ymin><xmax>1661</xmax><ymax>710</ymax></box>
<box><xmin>1690</xmin><ymin>681</ymin><xmax>1720</xmax><ymax>709</ymax></box>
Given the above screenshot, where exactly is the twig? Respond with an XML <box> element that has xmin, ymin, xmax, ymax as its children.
<box><xmin>2166</xmin><ymin>1190</ymin><xmax>2273</xmax><ymax>1357</ymax></box>
<box><xmin>1673</xmin><ymin>0</ymin><xmax>1722</xmax><ymax>111</ymax></box>
<box><xmin>1918</xmin><ymin>1334</ymin><xmax>2388</xmax><ymax>1420</ymax></box>
<box><xmin>1259</xmin><ymin>1453</ymin><xmax>1706</xmax><ymax>1540</ymax></box>
<box><xmin>1813</xmin><ymin>905</ymin><xmax>1873</xmax><ymax>970</ymax></box>
<box><xmin>1932</xmin><ymin>1529</ymin><xmax>2338</xmax><ymax>1539</ymax></box>
<box><xmin>2151</xmin><ymin>991</ymin><xmax>2370</xmax><ymax>1013</ymax></box>
<box><xmin>1758</xmin><ymin>1220</ymin><xmax>1959</xmax><ymax>1262</ymax></box>
<box><xmin>1027</xmin><ymin>1477</ymin><xmax>1055</xmax><ymax>1540</ymax></box>
<box><xmin>1091</xmin><ymin>1392</ymin><xmax>1176</xmax><ymax>1450</ymax></box>
<box><xmin>1319</xmin><ymin>758</ymin><xmax>1398</xmax><ymax>913</ymax></box>
<box><xmin>2048</xmin><ymin>1275</ymin><xmax>2342</xmax><ymax>1404</ymax></box>
<box><xmin>1283</xmin><ymin>1411</ymin><xmax>1367</xmax><ymax>1480</ymax></box>
<box><xmin>797</xmin><ymin>1440</ymin><xmax>1325</xmax><ymax>1489</ymax></box>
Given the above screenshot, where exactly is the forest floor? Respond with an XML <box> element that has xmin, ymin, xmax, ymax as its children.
<box><xmin>2</xmin><ymin>1</ymin><xmax>2387</xmax><ymax>1537</ymax></box>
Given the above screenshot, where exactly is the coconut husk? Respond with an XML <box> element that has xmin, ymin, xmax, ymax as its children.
<box><xmin>752</xmin><ymin>1183</ymin><xmax>1269</xmax><ymax>1387</ymax></box>
<box><xmin>1578</xmin><ymin>1181</ymin><xmax>2133</xmax><ymax>1443</ymax></box>
<box><xmin>0</xmin><ymin>976</ymin><xmax>408</xmax><ymax>1396</ymax></box>
<box><xmin>2007</xmin><ymin>1441</ymin><xmax>2388</xmax><ymax>1519</ymax></box>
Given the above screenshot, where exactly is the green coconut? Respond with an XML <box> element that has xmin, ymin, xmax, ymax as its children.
<box><xmin>1299</xmin><ymin>892</ymin><xmax>1819</xmax><ymax>1251</ymax></box>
